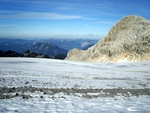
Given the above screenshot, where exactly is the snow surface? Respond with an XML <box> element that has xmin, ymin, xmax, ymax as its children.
<box><xmin>0</xmin><ymin>58</ymin><xmax>150</xmax><ymax>113</ymax></box>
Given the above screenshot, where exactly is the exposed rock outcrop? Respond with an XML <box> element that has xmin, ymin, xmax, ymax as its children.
<box><xmin>65</xmin><ymin>15</ymin><xmax>150</xmax><ymax>62</ymax></box>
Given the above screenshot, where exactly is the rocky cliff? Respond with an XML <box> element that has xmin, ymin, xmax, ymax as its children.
<box><xmin>65</xmin><ymin>15</ymin><xmax>150</xmax><ymax>62</ymax></box>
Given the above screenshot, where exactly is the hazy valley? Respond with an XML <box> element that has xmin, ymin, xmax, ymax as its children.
<box><xmin>0</xmin><ymin>38</ymin><xmax>98</xmax><ymax>59</ymax></box>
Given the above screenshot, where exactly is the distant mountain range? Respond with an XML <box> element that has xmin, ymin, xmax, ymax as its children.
<box><xmin>45</xmin><ymin>38</ymin><xmax>98</xmax><ymax>50</ymax></box>
<box><xmin>29</xmin><ymin>42</ymin><xmax>68</xmax><ymax>56</ymax></box>
<box><xmin>0</xmin><ymin>38</ymin><xmax>98</xmax><ymax>59</ymax></box>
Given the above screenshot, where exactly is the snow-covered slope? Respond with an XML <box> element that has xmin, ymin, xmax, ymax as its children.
<box><xmin>0</xmin><ymin>58</ymin><xmax>150</xmax><ymax>112</ymax></box>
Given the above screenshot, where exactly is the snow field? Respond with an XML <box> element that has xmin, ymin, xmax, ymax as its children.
<box><xmin>0</xmin><ymin>58</ymin><xmax>150</xmax><ymax>89</ymax></box>
<box><xmin>1</xmin><ymin>94</ymin><xmax>150</xmax><ymax>113</ymax></box>
<box><xmin>0</xmin><ymin>58</ymin><xmax>150</xmax><ymax>113</ymax></box>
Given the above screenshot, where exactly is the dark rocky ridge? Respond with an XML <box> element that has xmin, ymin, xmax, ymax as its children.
<box><xmin>0</xmin><ymin>50</ymin><xmax>54</xmax><ymax>59</ymax></box>
<box><xmin>65</xmin><ymin>15</ymin><xmax>150</xmax><ymax>62</ymax></box>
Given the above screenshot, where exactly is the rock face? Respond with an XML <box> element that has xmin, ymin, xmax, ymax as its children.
<box><xmin>65</xmin><ymin>15</ymin><xmax>150</xmax><ymax>62</ymax></box>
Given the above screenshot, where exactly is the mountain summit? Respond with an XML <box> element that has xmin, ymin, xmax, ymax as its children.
<box><xmin>65</xmin><ymin>15</ymin><xmax>150</xmax><ymax>62</ymax></box>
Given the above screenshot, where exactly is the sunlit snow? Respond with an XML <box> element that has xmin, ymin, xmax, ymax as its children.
<box><xmin>0</xmin><ymin>58</ymin><xmax>150</xmax><ymax>113</ymax></box>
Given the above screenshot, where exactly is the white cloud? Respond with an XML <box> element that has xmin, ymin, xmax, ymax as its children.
<box><xmin>0</xmin><ymin>11</ymin><xmax>84</xmax><ymax>20</ymax></box>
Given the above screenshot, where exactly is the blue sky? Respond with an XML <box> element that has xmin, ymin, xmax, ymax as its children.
<box><xmin>0</xmin><ymin>0</ymin><xmax>150</xmax><ymax>39</ymax></box>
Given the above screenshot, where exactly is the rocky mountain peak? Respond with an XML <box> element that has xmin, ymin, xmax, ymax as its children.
<box><xmin>65</xmin><ymin>15</ymin><xmax>150</xmax><ymax>62</ymax></box>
